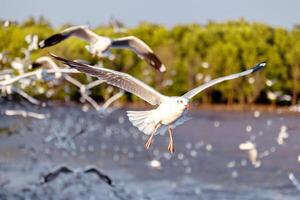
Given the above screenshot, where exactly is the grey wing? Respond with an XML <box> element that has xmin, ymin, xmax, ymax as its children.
<box><xmin>111</xmin><ymin>36</ymin><xmax>166</xmax><ymax>72</ymax></box>
<box><xmin>39</xmin><ymin>26</ymin><xmax>99</xmax><ymax>48</ymax></box>
<box><xmin>183</xmin><ymin>62</ymin><xmax>267</xmax><ymax>100</ymax></box>
<box><xmin>67</xmin><ymin>26</ymin><xmax>100</xmax><ymax>43</ymax></box>
<box><xmin>51</xmin><ymin>54</ymin><xmax>167</xmax><ymax>105</ymax></box>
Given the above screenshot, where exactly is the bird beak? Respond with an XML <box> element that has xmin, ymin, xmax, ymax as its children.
<box><xmin>185</xmin><ymin>104</ymin><xmax>190</xmax><ymax>110</ymax></box>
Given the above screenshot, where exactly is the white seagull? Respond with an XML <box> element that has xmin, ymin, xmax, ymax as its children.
<box><xmin>31</xmin><ymin>56</ymin><xmax>62</xmax><ymax>78</ymax></box>
<box><xmin>39</xmin><ymin>25</ymin><xmax>166</xmax><ymax>72</ymax></box>
<box><xmin>52</xmin><ymin>54</ymin><xmax>266</xmax><ymax>153</ymax></box>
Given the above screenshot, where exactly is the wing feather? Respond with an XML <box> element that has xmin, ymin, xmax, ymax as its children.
<box><xmin>51</xmin><ymin>54</ymin><xmax>166</xmax><ymax>105</ymax></box>
<box><xmin>111</xmin><ymin>36</ymin><xmax>166</xmax><ymax>72</ymax></box>
<box><xmin>183</xmin><ymin>62</ymin><xmax>266</xmax><ymax>100</ymax></box>
<box><xmin>39</xmin><ymin>26</ymin><xmax>100</xmax><ymax>48</ymax></box>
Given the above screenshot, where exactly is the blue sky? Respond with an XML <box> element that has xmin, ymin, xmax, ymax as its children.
<box><xmin>1</xmin><ymin>0</ymin><xmax>300</xmax><ymax>28</ymax></box>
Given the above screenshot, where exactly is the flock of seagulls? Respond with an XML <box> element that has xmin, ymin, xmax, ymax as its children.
<box><xmin>0</xmin><ymin>35</ymin><xmax>124</xmax><ymax>114</ymax></box>
<box><xmin>30</xmin><ymin>56</ymin><xmax>125</xmax><ymax>111</ymax></box>
<box><xmin>2</xmin><ymin>21</ymin><xmax>300</xmax><ymax>198</ymax></box>
<box><xmin>0</xmin><ymin>25</ymin><xmax>272</xmax><ymax>191</ymax></box>
<box><xmin>34</xmin><ymin>25</ymin><xmax>266</xmax><ymax>152</ymax></box>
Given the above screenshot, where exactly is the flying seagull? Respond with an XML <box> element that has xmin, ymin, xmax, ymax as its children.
<box><xmin>39</xmin><ymin>25</ymin><xmax>166</xmax><ymax>72</ymax></box>
<box><xmin>31</xmin><ymin>56</ymin><xmax>59</xmax><ymax>69</ymax></box>
<box><xmin>41</xmin><ymin>165</ymin><xmax>113</xmax><ymax>186</ymax></box>
<box><xmin>51</xmin><ymin>54</ymin><xmax>266</xmax><ymax>153</ymax></box>
<box><xmin>31</xmin><ymin>56</ymin><xmax>62</xmax><ymax>79</ymax></box>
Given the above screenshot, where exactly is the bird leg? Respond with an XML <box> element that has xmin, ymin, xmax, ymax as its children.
<box><xmin>167</xmin><ymin>125</ymin><xmax>175</xmax><ymax>153</ymax></box>
<box><xmin>144</xmin><ymin>124</ymin><xmax>160</xmax><ymax>149</ymax></box>
<box><xmin>145</xmin><ymin>133</ymin><xmax>154</xmax><ymax>149</ymax></box>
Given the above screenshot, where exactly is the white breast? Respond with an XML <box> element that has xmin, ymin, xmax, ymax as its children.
<box><xmin>94</xmin><ymin>37</ymin><xmax>111</xmax><ymax>51</ymax></box>
<box><xmin>157</xmin><ymin>99</ymin><xmax>186</xmax><ymax>125</ymax></box>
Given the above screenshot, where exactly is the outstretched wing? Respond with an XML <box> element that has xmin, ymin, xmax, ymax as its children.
<box><xmin>42</xmin><ymin>166</ymin><xmax>73</xmax><ymax>183</ymax></box>
<box><xmin>183</xmin><ymin>62</ymin><xmax>266</xmax><ymax>100</ymax></box>
<box><xmin>84</xmin><ymin>167</ymin><xmax>113</xmax><ymax>186</ymax></box>
<box><xmin>39</xmin><ymin>25</ymin><xmax>100</xmax><ymax>48</ymax></box>
<box><xmin>111</xmin><ymin>36</ymin><xmax>166</xmax><ymax>72</ymax></box>
<box><xmin>51</xmin><ymin>54</ymin><xmax>167</xmax><ymax>105</ymax></box>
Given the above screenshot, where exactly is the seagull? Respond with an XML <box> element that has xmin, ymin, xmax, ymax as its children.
<box><xmin>31</xmin><ymin>56</ymin><xmax>58</xmax><ymax>69</ymax></box>
<box><xmin>109</xmin><ymin>16</ymin><xmax>127</xmax><ymax>33</ymax></box>
<box><xmin>239</xmin><ymin>141</ymin><xmax>259</xmax><ymax>166</ymax></box>
<box><xmin>52</xmin><ymin>54</ymin><xmax>266</xmax><ymax>153</ymax></box>
<box><xmin>41</xmin><ymin>165</ymin><xmax>112</xmax><ymax>186</ymax></box>
<box><xmin>31</xmin><ymin>56</ymin><xmax>125</xmax><ymax>111</ymax></box>
<box><xmin>39</xmin><ymin>25</ymin><xmax>166</xmax><ymax>72</ymax></box>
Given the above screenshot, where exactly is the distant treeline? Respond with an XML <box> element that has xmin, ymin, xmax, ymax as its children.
<box><xmin>1</xmin><ymin>18</ymin><xmax>300</xmax><ymax>106</ymax></box>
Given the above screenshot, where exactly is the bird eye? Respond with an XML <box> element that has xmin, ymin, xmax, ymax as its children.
<box><xmin>180</xmin><ymin>100</ymin><xmax>183</xmax><ymax>103</ymax></box>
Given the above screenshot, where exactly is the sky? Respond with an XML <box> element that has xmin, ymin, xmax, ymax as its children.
<box><xmin>1</xmin><ymin>0</ymin><xmax>300</xmax><ymax>28</ymax></box>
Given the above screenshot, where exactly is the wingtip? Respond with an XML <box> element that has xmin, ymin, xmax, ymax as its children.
<box><xmin>38</xmin><ymin>40</ymin><xmax>45</xmax><ymax>49</ymax></box>
<box><xmin>252</xmin><ymin>61</ymin><xmax>267</xmax><ymax>72</ymax></box>
<box><xmin>49</xmin><ymin>52</ymin><xmax>58</xmax><ymax>59</ymax></box>
<box><xmin>31</xmin><ymin>62</ymin><xmax>42</xmax><ymax>68</ymax></box>
<box><xmin>38</xmin><ymin>33</ymin><xmax>67</xmax><ymax>49</ymax></box>
<box><xmin>49</xmin><ymin>53</ymin><xmax>89</xmax><ymax>68</ymax></box>
<box><xmin>49</xmin><ymin>53</ymin><xmax>66</xmax><ymax>63</ymax></box>
<box><xmin>39</xmin><ymin>178</ymin><xmax>46</xmax><ymax>185</ymax></box>
<box><xmin>159</xmin><ymin>64</ymin><xmax>166</xmax><ymax>72</ymax></box>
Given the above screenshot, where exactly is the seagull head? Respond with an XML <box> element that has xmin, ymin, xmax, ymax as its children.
<box><xmin>85</xmin><ymin>45</ymin><xmax>111</xmax><ymax>58</ymax></box>
<box><xmin>85</xmin><ymin>45</ymin><xmax>102</xmax><ymax>57</ymax></box>
<box><xmin>176</xmin><ymin>97</ymin><xmax>189</xmax><ymax>110</ymax></box>
<box><xmin>86</xmin><ymin>38</ymin><xmax>112</xmax><ymax>58</ymax></box>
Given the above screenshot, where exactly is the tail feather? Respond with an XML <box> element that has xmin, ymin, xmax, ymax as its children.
<box><xmin>138</xmin><ymin>121</ymin><xmax>149</xmax><ymax>133</ymax></box>
<box><xmin>128</xmin><ymin>114</ymin><xmax>150</xmax><ymax>121</ymax></box>
<box><xmin>130</xmin><ymin>118</ymin><xmax>145</xmax><ymax>127</ymax></box>
<box><xmin>126</xmin><ymin>110</ymin><xmax>159</xmax><ymax>135</ymax></box>
<box><xmin>127</xmin><ymin>110</ymin><xmax>152</xmax><ymax>117</ymax></box>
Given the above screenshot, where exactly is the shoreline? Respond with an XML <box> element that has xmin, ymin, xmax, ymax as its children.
<box><xmin>43</xmin><ymin>100</ymin><xmax>300</xmax><ymax>115</ymax></box>
<box><xmin>3</xmin><ymin>98</ymin><xmax>299</xmax><ymax>115</ymax></box>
